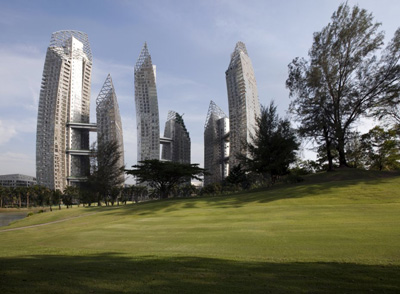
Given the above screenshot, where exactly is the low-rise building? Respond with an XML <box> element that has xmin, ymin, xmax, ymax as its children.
<box><xmin>0</xmin><ymin>174</ymin><xmax>37</xmax><ymax>188</ymax></box>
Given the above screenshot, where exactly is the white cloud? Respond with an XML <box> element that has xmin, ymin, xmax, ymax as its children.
<box><xmin>0</xmin><ymin>120</ymin><xmax>17</xmax><ymax>145</ymax></box>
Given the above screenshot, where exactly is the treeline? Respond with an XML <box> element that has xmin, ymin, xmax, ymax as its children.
<box><xmin>0</xmin><ymin>184</ymin><xmax>142</xmax><ymax>209</ymax></box>
<box><xmin>0</xmin><ymin>183</ymin><xmax>213</xmax><ymax>209</ymax></box>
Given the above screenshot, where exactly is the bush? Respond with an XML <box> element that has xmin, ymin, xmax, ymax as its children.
<box><xmin>284</xmin><ymin>173</ymin><xmax>304</xmax><ymax>184</ymax></box>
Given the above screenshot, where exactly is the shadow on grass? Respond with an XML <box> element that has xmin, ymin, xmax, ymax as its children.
<box><xmin>0</xmin><ymin>254</ymin><xmax>399</xmax><ymax>293</ymax></box>
<box><xmin>98</xmin><ymin>170</ymin><xmax>400</xmax><ymax>217</ymax></box>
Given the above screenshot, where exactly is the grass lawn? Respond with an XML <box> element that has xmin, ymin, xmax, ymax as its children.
<box><xmin>0</xmin><ymin>169</ymin><xmax>399</xmax><ymax>293</ymax></box>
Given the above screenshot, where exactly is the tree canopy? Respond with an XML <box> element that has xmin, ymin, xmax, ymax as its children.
<box><xmin>86</xmin><ymin>139</ymin><xmax>125</xmax><ymax>205</ymax></box>
<box><xmin>126</xmin><ymin>160</ymin><xmax>205</xmax><ymax>199</ymax></box>
<box><xmin>240</xmin><ymin>101</ymin><xmax>299</xmax><ymax>183</ymax></box>
<box><xmin>361</xmin><ymin>126</ymin><xmax>400</xmax><ymax>171</ymax></box>
<box><xmin>287</xmin><ymin>3</ymin><xmax>400</xmax><ymax>168</ymax></box>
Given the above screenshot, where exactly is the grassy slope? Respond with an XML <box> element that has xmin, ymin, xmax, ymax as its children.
<box><xmin>0</xmin><ymin>169</ymin><xmax>399</xmax><ymax>293</ymax></box>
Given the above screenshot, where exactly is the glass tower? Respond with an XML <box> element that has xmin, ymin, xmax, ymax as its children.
<box><xmin>161</xmin><ymin>111</ymin><xmax>191</xmax><ymax>164</ymax></box>
<box><xmin>134</xmin><ymin>42</ymin><xmax>160</xmax><ymax>162</ymax></box>
<box><xmin>225</xmin><ymin>41</ymin><xmax>260</xmax><ymax>170</ymax></box>
<box><xmin>36</xmin><ymin>31</ymin><xmax>92</xmax><ymax>191</ymax></box>
<box><xmin>96</xmin><ymin>74</ymin><xmax>125</xmax><ymax>184</ymax></box>
<box><xmin>204</xmin><ymin>101</ymin><xmax>229</xmax><ymax>185</ymax></box>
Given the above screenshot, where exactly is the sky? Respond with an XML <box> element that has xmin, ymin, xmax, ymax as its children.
<box><xmin>0</xmin><ymin>0</ymin><xmax>399</xmax><ymax>182</ymax></box>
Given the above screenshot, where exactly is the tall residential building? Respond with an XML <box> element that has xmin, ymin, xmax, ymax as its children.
<box><xmin>36</xmin><ymin>30</ymin><xmax>92</xmax><ymax>191</ymax></box>
<box><xmin>96</xmin><ymin>74</ymin><xmax>125</xmax><ymax>183</ymax></box>
<box><xmin>225</xmin><ymin>41</ymin><xmax>260</xmax><ymax>169</ymax></box>
<box><xmin>161</xmin><ymin>111</ymin><xmax>191</xmax><ymax>164</ymax></box>
<box><xmin>134</xmin><ymin>42</ymin><xmax>160</xmax><ymax>162</ymax></box>
<box><xmin>204</xmin><ymin>101</ymin><xmax>229</xmax><ymax>186</ymax></box>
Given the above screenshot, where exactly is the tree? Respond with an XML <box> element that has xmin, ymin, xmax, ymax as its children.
<box><xmin>126</xmin><ymin>160</ymin><xmax>205</xmax><ymax>199</ymax></box>
<box><xmin>345</xmin><ymin>132</ymin><xmax>366</xmax><ymax>169</ymax></box>
<box><xmin>25</xmin><ymin>186</ymin><xmax>32</xmax><ymax>209</ymax></box>
<box><xmin>129</xmin><ymin>185</ymin><xmax>148</xmax><ymax>203</ymax></box>
<box><xmin>41</xmin><ymin>187</ymin><xmax>52</xmax><ymax>211</ymax></box>
<box><xmin>0</xmin><ymin>186</ymin><xmax>10</xmax><ymax>208</ymax></box>
<box><xmin>240</xmin><ymin>101</ymin><xmax>299</xmax><ymax>184</ymax></box>
<box><xmin>63</xmin><ymin>186</ymin><xmax>78</xmax><ymax>208</ymax></box>
<box><xmin>52</xmin><ymin>189</ymin><xmax>63</xmax><ymax>210</ymax></box>
<box><xmin>87</xmin><ymin>139</ymin><xmax>125</xmax><ymax>206</ymax></box>
<box><xmin>224</xmin><ymin>164</ymin><xmax>249</xmax><ymax>190</ymax></box>
<box><xmin>361</xmin><ymin>126</ymin><xmax>400</xmax><ymax>171</ymax></box>
<box><xmin>287</xmin><ymin>3</ymin><xmax>400</xmax><ymax>168</ymax></box>
<box><xmin>109</xmin><ymin>186</ymin><xmax>122</xmax><ymax>206</ymax></box>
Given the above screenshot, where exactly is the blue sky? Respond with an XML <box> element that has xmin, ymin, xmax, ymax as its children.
<box><xmin>0</xmin><ymin>0</ymin><xmax>399</xmax><ymax>180</ymax></box>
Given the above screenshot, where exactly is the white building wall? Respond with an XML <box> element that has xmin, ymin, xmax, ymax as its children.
<box><xmin>134</xmin><ymin>43</ymin><xmax>160</xmax><ymax>162</ymax></box>
<box><xmin>36</xmin><ymin>31</ymin><xmax>92</xmax><ymax>191</ymax></box>
<box><xmin>226</xmin><ymin>42</ymin><xmax>260</xmax><ymax>171</ymax></box>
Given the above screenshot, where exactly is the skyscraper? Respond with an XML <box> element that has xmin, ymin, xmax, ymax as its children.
<box><xmin>36</xmin><ymin>30</ymin><xmax>92</xmax><ymax>191</ymax></box>
<box><xmin>134</xmin><ymin>42</ymin><xmax>160</xmax><ymax>162</ymax></box>
<box><xmin>204</xmin><ymin>101</ymin><xmax>229</xmax><ymax>185</ymax></box>
<box><xmin>161</xmin><ymin>111</ymin><xmax>191</xmax><ymax>164</ymax></box>
<box><xmin>96</xmin><ymin>74</ymin><xmax>125</xmax><ymax>183</ymax></box>
<box><xmin>225</xmin><ymin>41</ymin><xmax>260</xmax><ymax>169</ymax></box>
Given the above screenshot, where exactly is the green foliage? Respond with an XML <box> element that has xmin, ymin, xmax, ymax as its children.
<box><xmin>224</xmin><ymin>164</ymin><xmax>250</xmax><ymax>189</ymax></box>
<box><xmin>126</xmin><ymin>160</ymin><xmax>205</xmax><ymax>199</ymax></box>
<box><xmin>361</xmin><ymin>126</ymin><xmax>400</xmax><ymax>171</ymax></box>
<box><xmin>172</xmin><ymin>184</ymin><xmax>197</xmax><ymax>198</ymax></box>
<box><xmin>283</xmin><ymin>173</ymin><xmax>305</xmax><ymax>184</ymax></box>
<box><xmin>290</xmin><ymin>159</ymin><xmax>319</xmax><ymax>175</ymax></box>
<box><xmin>287</xmin><ymin>3</ymin><xmax>400</xmax><ymax>168</ymax></box>
<box><xmin>241</xmin><ymin>101</ymin><xmax>299</xmax><ymax>183</ymax></box>
<box><xmin>52</xmin><ymin>189</ymin><xmax>63</xmax><ymax>210</ymax></box>
<box><xmin>345</xmin><ymin>132</ymin><xmax>365</xmax><ymax>169</ymax></box>
<box><xmin>201</xmin><ymin>182</ymin><xmax>223</xmax><ymax>196</ymax></box>
<box><xmin>63</xmin><ymin>186</ymin><xmax>78</xmax><ymax>208</ymax></box>
<box><xmin>87</xmin><ymin>139</ymin><xmax>125</xmax><ymax>205</ymax></box>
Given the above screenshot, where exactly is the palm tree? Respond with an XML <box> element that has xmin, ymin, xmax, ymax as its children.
<box><xmin>0</xmin><ymin>186</ymin><xmax>9</xmax><ymax>208</ymax></box>
<box><xmin>25</xmin><ymin>186</ymin><xmax>33</xmax><ymax>209</ymax></box>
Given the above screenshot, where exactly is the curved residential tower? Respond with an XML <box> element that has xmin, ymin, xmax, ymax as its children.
<box><xmin>96</xmin><ymin>74</ymin><xmax>125</xmax><ymax>184</ymax></box>
<box><xmin>225</xmin><ymin>41</ymin><xmax>260</xmax><ymax>170</ymax></box>
<box><xmin>204</xmin><ymin>101</ymin><xmax>229</xmax><ymax>185</ymax></box>
<box><xmin>134</xmin><ymin>42</ymin><xmax>160</xmax><ymax>162</ymax></box>
<box><xmin>161</xmin><ymin>111</ymin><xmax>191</xmax><ymax>164</ymax></box>
<box><xmin>36</xmin><ymin>31</ymin><xmax>92</xmax><ymax>191</ymax></box>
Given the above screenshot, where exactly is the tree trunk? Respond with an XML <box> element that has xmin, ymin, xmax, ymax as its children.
<box><xmin>323</xmin><ymin>126</ymin><xmax>334</xmax><ymax>171</ymax></box>
<box><xmin>337</xmin><ymin>133</ymin><xmax>348</xmax><ymax>168</ymax></box>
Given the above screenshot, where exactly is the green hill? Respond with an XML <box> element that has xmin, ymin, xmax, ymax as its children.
<box><xmin>1</xmin><ymin>169</ymin><xmax>400</xmax><ymax>293</ymax></box>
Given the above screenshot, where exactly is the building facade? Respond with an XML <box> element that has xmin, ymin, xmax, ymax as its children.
<box><xmin>204</xmin><ymin>101</ymin><xmax>229</xmax><ymax>186</ymax></box>
<box><xmin>0</xmin><ymin>174</ymin><xmax>37</xmax><ymax>188</ymax></box>
<box><xmin>96</xmin><ymin>74</ymin><xmax>125</xmax><ymax>183</ymax></box>
<box><xmin>161</xmin><ymin>111</ymin><xmax>191</xmax><ymax>164</ymax></box>
<box><xmin>134</xmin><ymin>42</ymin><xmax>160</xmax><ymax>162</ymax></box>
<box><xmin>225</xmin><ymin>41</ymin><xmax>260</xmax><ymax>169</ymax></box>
<box><xmin>36</xmin><ymin>30</ymin><xmax>92</xmax><ymax>191</ymax></box>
